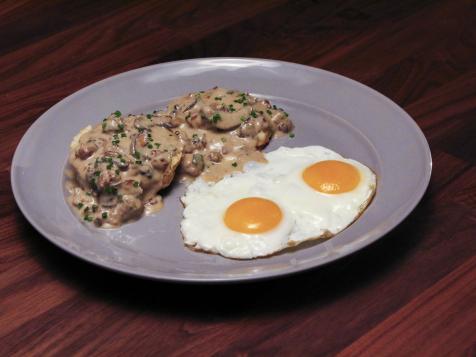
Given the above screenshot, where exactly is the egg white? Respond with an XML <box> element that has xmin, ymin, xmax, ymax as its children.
<box><xmin>181</xmin><ymin>146</ymin><xmax>376</xmax><ymax>259</ymax></box>
<box><xmin>181</xmin><ymin>177</ymin><xmax>294</xmax><ymax>259</ymax></box>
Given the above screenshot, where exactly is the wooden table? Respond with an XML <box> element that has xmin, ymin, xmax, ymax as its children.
<box><xmin>1</xmin><ymin>1</ymin><xmax>475</xmax><ymax>355</ymax></box>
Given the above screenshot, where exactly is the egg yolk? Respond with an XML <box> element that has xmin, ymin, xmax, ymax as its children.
<box><xmin>224</xmin><ymin>197</ymin><xmax>282</xmax><ymax>234</ymax></box>
<box><xmin>302</xmin><ymin>160</ymin><xmax>360</xmax><ymax>193</ymax></box>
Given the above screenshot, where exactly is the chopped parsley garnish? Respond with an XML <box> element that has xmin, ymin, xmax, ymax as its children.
<box><xmin>284</xmin><ymin>112</ymin><xmax>289</xmax><ymax>117</ymax></box>
<box><xmin>147</xmin><ymin>144</ymin><xmax>153</xmax><ymax>149</ymax></box>
<box><xmin>147</xmin><ymin>114</ymin><xmax>152</xmax><ymax>119</ymax></box>
<box><xmin>115</xmin><ymin>169</ymin><xmax>120</xmax><ymax>175</ymax></box>
<box><xmin>113</xmin><ymin>134</ymin><xmax>119</xmax><ymax>140</ymax></box>
<box><xmin>135</xmin><ymin>160</ymin><xmax>142</xmax><ymax>165</ymax></box>
<box><xmin>250</xmin><ymin>110</ymin><xmax>257</xmax><ymax>118</ymax></box>
<box><xmin>102</xmin><ymin>212</ymin><xmax>108</xmax><ymax>219</ymax></box>
<box><xmin>112</xmin><ymin>140</ymin><xmax>119</xmax><ymax>146</ymax></box>
<box><xmin>114</xmin><ymin>110</ymin><xmax>122</xmax><ymax>117</ymax></box>
<box><xmin>289</xmin><ymin>132</ymin><xmax>295</xmax><ymax>138</ymax></box>
<box><xmin>232</xmin><ymin>162</ymin><xmax>238</xmax><ymax>167</ymax></box>
<box><xmin>240</xmin><ymin>116</ymin><xmax>246</xmax><ymax>122</ymax></box>
<box><xmin>154</xmin><ymin>143</ymin><xmax>161</xmax><ymax>148</ymax></box>
<box><xmin>133</xmin><ymin>181</ymin><xmax>140</xmax><ymax>188</ymax></box>
<box><xmin>121</xmin><ymin>133</ymin><xmax>126</xmax><ymax>137</ymax></box>
<box><xmin>106</xmin><ymin>163</ymin><xmax>113</xmax><ymax>170</ymax></box>
<box><xmin>272</xmin><ymin>105</ymin><xmax>277</xmax><ymax>110</ymax></box>
<box><xmin>134</xmin><ymin>151</ymin><xmax>141</xmax><ymax>159</ymax></box>
<box><xmin>102</xmin><ymin>122</ymin><xmax>107</xmax><ymax>130</ymax></box>
<box><xmin>214</xmin><ymin>97</ymin><xmax>222</xmax><ymax>100</ymax></box>
<box><xmin>83</xmin><ymin>215</ymin><xmax>93</xmax><ymax>222</ymax></box>
<box><xmin>94</xmin><ymin>171</ymin><xmax>100</xmax><ymax>177</ymax></box>
<box><xmin>228</xmin><ymin>104</ymin><xmax>236</xmax><ymax>112</ymax></box>
<box><xmin>118</xmin><ymin>124</ymin><xmax>124</xmax><ymax>131</ymax></box>
<box><xmin>92</xmin><ymin>205</ymin><xmax>98</xmax><ymax>212</ymax></box>
<box><xmin>221</xmin><ymin>137</ymin><xmax>226</xmax><ymax>142</ymax></box>
<box><xmin>266</xmin><ymin>109</ymin><xmax>272</xmax><ymax>115</ymax></box>
<box><xmin>76</xmin><ymin>203</ymin><xmax>84</xmax><ymax>209</ymax></box>
<box><xmin>84</xmin><ymin>206</ymin><xmax>90</xmax><ymax>212</ymax></box>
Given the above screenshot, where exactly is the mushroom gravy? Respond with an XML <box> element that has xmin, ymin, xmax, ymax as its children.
<box><xmin>66</xmin><ymin>87</ymin><xmax>294</xmax><ymax>227</ymax></box>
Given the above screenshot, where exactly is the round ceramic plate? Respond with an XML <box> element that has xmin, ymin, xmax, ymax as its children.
<box><xmin>11</xmin><ymin>58</ymin><xmax>431</xmax><ymax>283</ymax></box>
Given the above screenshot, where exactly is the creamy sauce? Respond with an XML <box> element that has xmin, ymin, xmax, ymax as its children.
<box><xmin>65</xmin><ymin>87</ymin><xmax>294</xmax><ymax>227</ymax></box>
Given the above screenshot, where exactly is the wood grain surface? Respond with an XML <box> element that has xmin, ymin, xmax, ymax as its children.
<box><xmin>1</xmin><ymin>0</ymin><xmax>476</xmax><ymax>356</ymax></box>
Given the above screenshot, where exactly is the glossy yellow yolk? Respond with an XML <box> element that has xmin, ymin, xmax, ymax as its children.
<box><xmin>302</xmin><ymin>160</ymin><xmax>360</xmax><ymax>193</ymax></box>
<box><xmin>224</xmin><ymin>197</ymin><xmax>282</xmax><ymax>234</ymax></box>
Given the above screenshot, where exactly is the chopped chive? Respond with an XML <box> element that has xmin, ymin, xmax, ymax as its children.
<box><xmin>114</xmin><ymin>110</ymin><xmax>122</xmax><ymax>117</ymax></box>
<box><xmin>76</xmin><ymin>203</ymin><xmax>84</xmax><ymax>209</ymax></box>
<box><xmin>104</xmin><ymin>186</ymin><xmax>117</xmax><ymax>195</ymax></box>
<box><xmin>250</xmin><ymin>110</ymin><xmax>257</xmax><ymax>118</ymax></box>
<box><xmin>210</xmin><ymin>113</ymin><xmax>221</xmax><ymax>123</ymax></box>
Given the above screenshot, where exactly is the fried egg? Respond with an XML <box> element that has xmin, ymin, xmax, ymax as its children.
<box><xmin>181</xmin><ymin>146</ymin><xmax>376</xmax><ymax>259</ymax></box>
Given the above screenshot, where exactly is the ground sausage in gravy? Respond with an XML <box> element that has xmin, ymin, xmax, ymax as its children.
<box><xmin>65</xmin><ymin>87</ymin><xmax>294</xmax><ymax>227</ymax></box>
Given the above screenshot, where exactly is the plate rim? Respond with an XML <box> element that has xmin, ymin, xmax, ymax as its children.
<box><xmin>11</xmin><ymin>57</ymin><xmax>432</xmax><ymax>283</ymax></box>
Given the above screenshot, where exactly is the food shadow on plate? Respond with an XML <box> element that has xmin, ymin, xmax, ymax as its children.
<box><xmin>15</xmin><ymin>190</ymin><xmax>432</xmax><ymax>321</ymax></box>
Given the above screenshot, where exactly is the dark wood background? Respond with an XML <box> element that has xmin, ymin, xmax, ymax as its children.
<box><xmin>1</xmin><ymin>0</ymin><xmax>476</xmax><ymax>355</ymax></box>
